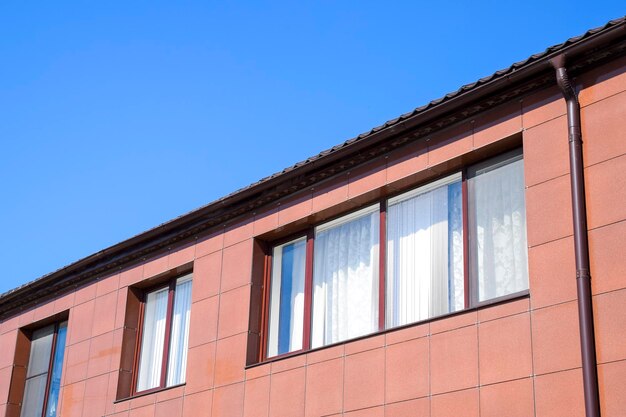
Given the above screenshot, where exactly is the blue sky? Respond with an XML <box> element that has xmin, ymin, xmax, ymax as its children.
<box><xmin>0</xmin><ymin>2</ymin><xmax>623</xmax><ymax>293</ymax></box>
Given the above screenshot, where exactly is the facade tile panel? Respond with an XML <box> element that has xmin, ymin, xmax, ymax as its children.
<box><xmin>430</xmin><ymin>325</ymin><xmax>478</xmax><ymax>394</ymax></box>
<box><xmin>220</xmin><ymin>240</ymin><xmax>253</xmax><ymax>293</ymax></box>
<box><xmin>343</xmin><ymin>348</ymin><xmax>385</xmax><ymax>412</ymax></box>
<box><xmin>531</xmin><ymin>301</ymin><xmax>582</xmax><ymax>375</ymax></box>
<box><xmin>521</xmin><ymin>85</ymin><xmax>565</xmax><ymax>129</ymax></box>
<box><xmin>268</xmin><ymin>367</ymin><xmax>305</xmax><ymax>417</ymax></box>
<box><xmin>473</xmin><ymin>100</ymin><xmax>522</xmax><ymax>149</ymax></box>
<box><xmin>243</xmin><ymin>375</ymin><xmax>270</xmax><ymax>417</ymax></box>
<box><xmin>535</xmin><ymin>368</ymin><xmax>585</xmax><ymax>417</ymax></box>
<box><xmin>598</xmin><ymin>360</ymin><xmax>626</xmax><ymax>417</ymax></box>
<box><xmin>593</xmin><ymin>288</ymin><xmax>626</xmax><ymax>364</ymax></box>
<box><xmin>585</xmin><ymin>154</ymin><xmax>626</xmax><ymax>230</ymax></box>
<box><xmin>528</xmin><ymin>236</ymin><xmax>577</xmax><ymax>309</ymax></box>
<box><xmin>384</xmin><ymin>397</ymin><xmax>429</xmax><ymax>417</ymax></box>
<box><xmin>214</xmin><ymin>333</ymin><xmax>247</xmax><ymax>387</ymax></box>
<box><xmin>478</xmin><ymin>312</ymin><xmax>533</xmax><ymax>385</ymax></box>
<box><xmin>385</xmin><ymin>337</ymin><xmax>429</xmax><ymax>403</ymax></box>
<box><xmin>479</xmin><ymin>377</ymin><xmax>534</xmax><ymax>417</ymax></box>
<box><xmin>525</xmin><ymin>174</ymin><xmax>573</xmax><ymax>247</ymax></box>
<box><xmin>589</xmin><ymin>220</ymin><xmax>626</xmax><ymax>295</ymax></box>
<box><xmin>189</xmin><ymin>295</ymin><xmax>219</xmax><ymax>348</ymax></box>
<box><xmin>523</xmin><ymin>115</ymin><xmax>569</xmax><ymax>187</ymax></box>
<box><xmin>305</xmin><ymin>358</ymin><xmax>343</xmax><ymax>417</ymax></box>
<box><xmin>431</xmin><ymin>388</ymin><xmax>479</xmax><ymax>417</ymax></box>
<box><xmin>212</xmin><ymin>383</ymin><xmax>244</xmax><ymax>417</ymax></box>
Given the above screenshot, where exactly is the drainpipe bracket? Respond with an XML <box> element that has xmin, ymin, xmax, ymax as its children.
<box><xmin>569</xmin><ymin>132</ymin><xmax>582</xmax><ymax>143</ymax></box>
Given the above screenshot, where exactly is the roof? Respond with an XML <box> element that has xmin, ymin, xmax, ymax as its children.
<box><xmin>234</xmin><ymin>16</ymin><xmax>626</xmax><ymax>189</ymax></box>
<box><xmin>1</xmin><ymin>16</ymin><xmax>625</xmax><ymax>318</ymax></box>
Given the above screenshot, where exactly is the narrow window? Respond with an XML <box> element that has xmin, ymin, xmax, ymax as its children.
<box><xmin>386</xmin><ymin>174</ymin><xmax>464</xmax><ymax>327</ymax></box>
<box><xmin>20</xmin><ymin>321</ymin><xmax>67</xmax><ymax>417</ymax></box>
<box><xmin>311</xmin><ymin>205</ymin><xmax>379</xmax><ymax>348</ymax></box>
<box><xmin>468</xmin><ymin>150</ymin><xmax>529</xmax><ymax>303</ymax></box>
<box><xmin>135</xmin><ymin>274</ymin><xmax>192</xmax><ymax>393</ymax></box>
<box><xmin>267</xmin><ymin>237</ymin><xmax>307</xmax><ymax>357</ymax></box>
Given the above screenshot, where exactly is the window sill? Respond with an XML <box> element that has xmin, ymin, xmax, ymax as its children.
<box><xmin>114</xmin><ymin>383</ymin><xmax>185</xmax><ymax>403</ymax></box>
<box><xmin>247</xmin><ymin>290</ymin><xmax>530</xmax><ymax>369</ymax></box>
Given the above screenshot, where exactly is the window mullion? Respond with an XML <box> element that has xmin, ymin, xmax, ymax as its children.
<box><xmin>462</xmin><ymin>168</ymin><xmax>471</xmax><ymax>309</ymax></box>
<box><xmin>378</xmin><ymin>201</ymin><xmax>387</xmax><ymax>331</ymax></box>
<box><xmin>159</xmin><ymin>281</ymin><xmax>176</xmax><ymax>388</ymax></box>
<box><xmin>260</xmin><ymin>252</ymin><xmax>272</xmax><ymax>361</ymax></box>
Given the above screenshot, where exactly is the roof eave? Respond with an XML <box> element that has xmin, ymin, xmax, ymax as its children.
<box><xmin>1</xmin><ymin>17</ymin><xmax>624</xmax><ymax>318</ymax></box>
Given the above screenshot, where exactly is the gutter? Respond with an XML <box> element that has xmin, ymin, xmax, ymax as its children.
<box><xmin>550</xmin><ymin>55</ymin><xmax>601</xmax><ymax>417</ymax></box>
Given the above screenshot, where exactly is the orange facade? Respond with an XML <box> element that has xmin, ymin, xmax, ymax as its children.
<box><xmin>1</xmin><ymin>29</ymin><xmax>625</xmax><ymax>417</ymax></box>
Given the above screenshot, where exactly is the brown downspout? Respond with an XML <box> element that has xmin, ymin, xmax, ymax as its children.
<box><xmin>550</xmin><ymin>55</ymin><xmax>600</xmax><ymax>417</ymax></box>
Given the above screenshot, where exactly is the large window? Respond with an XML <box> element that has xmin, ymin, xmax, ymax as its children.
<box><xmin>262</xmin><ymin>149</ymin><xmax>528</xmax><ymax>359</ymax></box>
<box><xmin>20</xmin><ymin>321</ymin><xmax>67</xmax><ymax>417</ymax></box>
<box><xmin>135</xmin><ymin>274</ymin><xmax>192</xmax><ymax>393</ymax></box>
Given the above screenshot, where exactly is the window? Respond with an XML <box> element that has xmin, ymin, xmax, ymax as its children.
<box><xmin>135</xmin><ymin>274</ymin><xmax>192</xmax><ymax>393</ymax></box>
<box><xmin>20</xmin><ymin>321</ymin><xmax>68</xmax><ymax>417</ymax></box>
<box><xmin>311</xmin><ymin>205</ymin><xmax>379</xmax><ymax>348</ymax></box>
<box><xmin>261</xmin><ymin>148</ymin><xmax>528</xmax><ymax>359</ymax></box>
<box><xmin>386</xmin><ymin>173</ymin><xmax>464</xmax><ymax>327</ymax></box>
<box><xmin>267</xmin><ymin>237</ymin><xmax>306</xmax><ymax>357</ymax></box>
<box><xmin>468</xmin><ymin>151</ymin><xmax>528</xmax><ymax>304</ymax></box>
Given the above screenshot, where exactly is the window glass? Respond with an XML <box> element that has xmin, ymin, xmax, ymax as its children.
<box><xmin>166</xmin><ymin>276</ymin><xmax>192</xmax><ymax>386</ymax></box>
<box><xmin>312</xmin><ymin>205</ymin><xmax>379</xmax><ymax>348</ymax></box>
<box><xmin>44</xmin><ymin>322</ymin><xmax>67</xmax><ymax>417</ymax></box>
<box><xmin>20</xmin><ymin>374</ymin><xmax>48</xmax><ymax>417</ymax></box>
<box><xmin>386</xmin><ymin>174</ymin><xmax>464</xmax><ymax>327</ymax></box>
<box><xmin>136</xmin><ymin>287</ymin><xmax>169</xmax><ymax>391</ymax></box>
<box><xmin>25</xmin><ymin>325</ymin><xmax>54</xmax><ymax>378</ymax></box>
<box><xmin>21</xmin><ymin>325</ymin><xmax>54</xmax><ymax>417</ymax></box>
<box><xmin>469</xmin><ymin>151</ymin><xmax>528</xmax><ymax>302</ymax></box>
<box><xmin>267</xmin><ymin>237</ymin><xmax>306</xmax><ymax>357</ymax></box>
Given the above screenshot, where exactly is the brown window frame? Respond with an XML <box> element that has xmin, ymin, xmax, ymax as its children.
<box><xmin>130</xmin><ymin>274</ymin><xmax>190</xmax><ymax>396</ymax></box>
<box><xmin>257</xmin><ymin>148</ymin><xmax>528</xmax><ymax>362</ymax></box>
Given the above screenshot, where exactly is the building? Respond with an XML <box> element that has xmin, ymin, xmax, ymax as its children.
<box><xmin>1</xmin><ymin>17</ymin><xmax>625</xmax><ymax>417</ymax></box>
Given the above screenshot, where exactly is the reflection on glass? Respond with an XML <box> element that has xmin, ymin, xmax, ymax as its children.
<box><xmin>268</xmin><ymin>238</ymin><xmax>306</xmax><ymax>357</ymax></box>
<box><xmin>44</xmin><ymin>321</ymin><xmax>67</xmax><ymax>417</ymax></box>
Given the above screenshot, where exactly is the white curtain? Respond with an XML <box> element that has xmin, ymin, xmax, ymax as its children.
<box><xmin>167</xmin><ymin>275</ymin><xmax>192</xmax><ymax>386</ymax></box>
<box><xmin>470</xmin><ymin>156</ymin><xmax>528</xmax><ymax>302</ymax></box>
<box><xmin>268</xmin><ymin>238</ymin><xmax>306</xmax><ymax>357</ymax></box>
<box><xmin>311</xmin><ymin>207</ymin><xmax>379</xmax><ymax>349</ymax></box>
<box><xmin>136</xmin><ymin>288</ymin><xmax>168</xmax><ymax>391</ymax></box>
<box><xmin>386</xmin><ymin>176</ymin><xmax>464</xmax><ymax>327</ymax></box>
